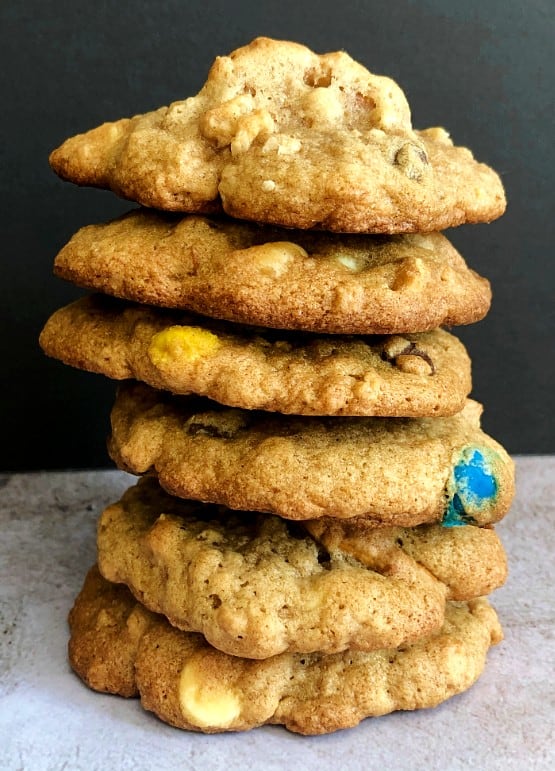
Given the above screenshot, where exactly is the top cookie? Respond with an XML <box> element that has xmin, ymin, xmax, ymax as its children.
<box><xmin>50</xmin><ymin>37</ymin><xmax>505</xmax><ymax>233</ymax></box>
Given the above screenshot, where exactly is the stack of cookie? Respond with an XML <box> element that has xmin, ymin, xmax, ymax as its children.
<box><xmin>40</xmin><ymin>38</ymin><xmax>514</xmax><ymax>735</ymax></box>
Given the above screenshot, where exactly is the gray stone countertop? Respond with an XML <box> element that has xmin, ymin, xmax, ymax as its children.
<box><xmin>1</xmin><ymin>457</ymin><xmax>553</xmax><ymax>771</ymax></box>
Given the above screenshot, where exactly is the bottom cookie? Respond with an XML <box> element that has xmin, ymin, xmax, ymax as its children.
<box><xmin>69</xmin><ymin>567</ymin><xmax>502</xmax><ymax>735</ymax></box>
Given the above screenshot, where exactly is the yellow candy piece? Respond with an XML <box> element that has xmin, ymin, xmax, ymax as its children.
<box><xmin>149</xmin><ymin>326</ymin><xmax>221</xmax><ymax>367</ymax></box>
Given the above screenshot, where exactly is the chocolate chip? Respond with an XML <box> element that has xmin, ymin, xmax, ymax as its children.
<box><xmin>187</xmin><ymin>421</ymin><xmax>236</xmax><ymax>439</ymax></box>
<box><xmin>286</xmin><ymin>521</ymin><xmax>311</xmax><ymax>540</ymax></box>
<box><xmin>393</xmin><ymin>142</ymin><xmax>429</xmax><ymax>180</ymax></box>
<box><xmin>317</xmin><ymin>545</ymin><xmax>332</xmax><ymax>569</ymax></box>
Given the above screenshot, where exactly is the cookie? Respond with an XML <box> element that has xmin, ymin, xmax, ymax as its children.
<box><xmin>52</xmin><ymin>211</ymin><xmax>492</xmax><ymax>334</ymax></box>
<box><xmin>40</xmin><ymin>295</ymin><xmax>472</xmax><ymax>417</ymax></box>
<box><xmin>305</xmin><ymin>517</ymin><xmax>507</xmax><ymax>601</ymax></box>
<box><xmin>69</xmin><ymin>567</ymin><xmax>503</xmax><ymax>734</ymax></box>
<box><xmin>108</xmin><ymin>383</ymin><xmax>515</xmax><ymax>526</ymax></box>
<box><xmin>96</xmin><ymin>478</ymin><xmax>505</xmax><ymax>658</ymax></box>
<box><xmin>50</xmin><ymin>38</ymin><xmax>505</xmax><ymax>233</ymax></box>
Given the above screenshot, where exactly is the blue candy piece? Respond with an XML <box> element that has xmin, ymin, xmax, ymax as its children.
<box><xmin>443</xmin><ymin>493</ymin><xmax>469</xmax><ymax>527</ymax></box>
<box><xmin>443</xmin><ymin>448</ymin><xmax>498</xmax><ymax>527</ymax></box>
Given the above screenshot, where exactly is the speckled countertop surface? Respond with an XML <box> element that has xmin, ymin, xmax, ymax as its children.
<box><xmin>1</xmin><ymin>457</ymin><xmax>554</xmax><ymax>771</ymax></box>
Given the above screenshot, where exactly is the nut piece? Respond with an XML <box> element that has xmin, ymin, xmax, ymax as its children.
<box><xmin>200</xmin><ymin>94</ymin><xmax>256</xmax><ymax>148</ymax></box>
<box><xmin>95</xmin><ymin>609</ymin><xmax>114</xmax><ymax>630</ymax></box>
<box><xmin>382</xmin><ymin>336</ymin><xmax>435</xmax><ymax>376</ymax></box>
<box><xmin>391</xmin><ymin>256</ymin><xmax>426</xmax><ymax>291</ymax></box>
<box><xmin>395</xmin><ymin>353</ymin><xmax>434</xmax><ymax>376</ymax></box>
<box><xmin>199</xmin><ymin>95</ymin><xmax>275</xmax><ymax>154</ymax></box>
<box><xmin>382</xmin><ymin>336</ymin><xmax>413</xmax><ymax>360</ymax></box>
<box><xmin>125</xmin><ymin>607</ymin><xmax>151</xmax><ymax>639</ymax></box>
<box><xmin>394</xmin><ymin>142</ymin><xmax>429</xmax><ymax>180</ymax></box>
<box><xmin>179</xmin><ymin>659</ymin><xmax>241</xmax><ymax>729</ymax></box>
<box><xmin>231</xmin><ymin>109</ymin><xmax>275</xmax><ymax>155</ymax></box>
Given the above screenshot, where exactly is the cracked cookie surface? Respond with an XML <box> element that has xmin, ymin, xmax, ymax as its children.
<box><xmin>40</xmin><ymin>294</ymin><xmax>472</xmax><ymax>417</ymax></box>
<box><xmin>96</xmin><ymin>479</ymin><xmax>505</xmax><ymax>658</ymax></box>
<box><xmin>50</xmin><ymin>38</ymin><xmax>505</xmax><ymax>233</ymax></box>
<box><xmin>108</xmin><ymin>383</ymin><xmax>515</xmax><ymax>525</ymax></box>
<box><xmin>52</xmin><ymin>211</ymin><xmax>491</xmax><ymax>334</ymax></box>
<box><xmin>69</xmin><ymin>567</ymin><xmax>503</xmax><ymax>734</ymax></box>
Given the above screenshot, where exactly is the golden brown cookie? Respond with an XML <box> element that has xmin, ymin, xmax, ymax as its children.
<box><xmin>305</xmin><ymin>518</ymin><xmax>507</xmax><ymax>601</ymax></box>
<box><xmin>69</xmin><ymin>567</ymin><xmax>503</xmax><ymax>734</ymax></box>
<box><xmin>50</xmin><ymin>38</ymin><xmax>505</xmax><ymax>233</ymax></box>
<box><xmin>40</xmin><ymin>295</ymin><xmax>472</xmax><ymax>417</ymax></box>
<box><xmin>52</xmin><ymin>211</ymin><xmax>492</xmax><ymax>334</ymax></box>
<box><xmin>96</xmin><ymin>478</ymin><xmax>505</xmax><ymax>658</ymax></box>
<box><xmin>108</xmin><ymin>383</ymin><xmax>515</xmax><ymax>526</ymax></box>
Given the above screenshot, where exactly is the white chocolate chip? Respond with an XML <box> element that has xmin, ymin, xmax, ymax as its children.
<box><xmin>261</xmin><ymin>135</ymin><xmax>280</xmax><ymax>154</ymax></box>
<box><xmin>444</xmin><ymin>646</ymin><xmax>468</xmax><ymax>683</ymax></box>
<box><xmin>302</xmin><ymin>86</ymin><xmax>344</xmax><ymax>126</ymax></box>
<box><xmin>261</xmin><ymin>179</ymin><xmax>276</xmax><ymax>192</ymax></box>
<box><xmin>179</xmin><ymin>660</ymin><xmax>241</xmax><ymax>729</ymax></box>
<box><xmin>334</xmin><ymin>253</ymin><xmax>365</xmax><ymax>272</ymax></box>
<box><xmin>410</xmin><ymin>234</ymin><xmax>436</xmax><ymax>251</ymax></box>
<box><xmin>253</xmin><ymin>242</ymin><xmax>306</xmax><ymax>277</ymax></box>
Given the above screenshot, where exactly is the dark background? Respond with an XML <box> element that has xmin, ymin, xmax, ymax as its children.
<box><xmin>2</xmin><ymin>0</ymin><xmax>553</xmax><ymax>471</ymax></box>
